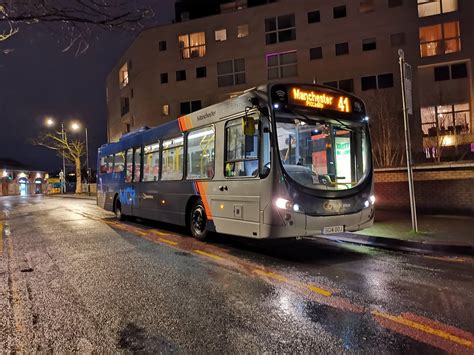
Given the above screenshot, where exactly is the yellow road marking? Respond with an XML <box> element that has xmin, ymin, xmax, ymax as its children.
<box><xmin>303</xmin><ymin>283</ymin><xmax>332</xmax><ymax>297</ymax></box>
<box><xmin>151</xmin><ymin>230</ymin><xmax>169</xmax><ymax>236</ymax></box>
<box><xmin>424</xmin><ymin>256</ymin><xmax>468</xmax><ymax>264</ymax></box>
<box><xmin>372</xmin><ymin>310</ymin><xmax>474</xmax><ymax>348</ymax></box>
<box><xmin>0</xmin><ymin>222</ymin><xmax>3</xmax><ymax>254</ymax></box>
<box><xmin>194</xmin><ymin>249</ymin><xmax>224</xmax><ymax>261</ymax></box>
<box><xmin>159</xmin><ymin>238</ymin><xmax>178</xmax><ymax>246</ymax></box>
<box><xmin>253</xmin><ymin>269</ymin><xmax>288</xmax><ymax>282</ymax></box>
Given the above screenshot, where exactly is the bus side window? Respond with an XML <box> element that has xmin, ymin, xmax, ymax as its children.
<box><xmin>100</xmin><ymin>156</ymin><xmax>108</xmax><ymax>174</ymax></box>
<box><xmin>125</xmin><ymin>149</ymin><xmax>133</xmax><ymax>183</ymax></box>
<box><xmin>114</xmin><ymin>152</ymin><xmax>125</xmax><ymax>174</ymax></box>
<box><xmin>225</xmin><ymin>117</ymin><xmax>259</xmax><ymax>178</ymax></box>
<box><xmin>133</xmin><ymin>147</ymin><xmax>142</xmax><ymax>182</ymax></box>
<box><xmin>260</xmin><ymin>117</ymin><xmax>271</xmax><ymax>177</ymax></box>
<box><xmin>161</xmin><ymin>136</ymin><xmax>184</xmax><ymax>181</ymax></box>
<box><xmin>186</xmin><ymin>126</ymin><xmax>215</xmax><ymax>180</ymax></box>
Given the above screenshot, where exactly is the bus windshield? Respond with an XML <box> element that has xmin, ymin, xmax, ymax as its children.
<box><xmin>276</xmin><ymin>112</ymin><xmax>370</xmax><ymax>191</ymax></box>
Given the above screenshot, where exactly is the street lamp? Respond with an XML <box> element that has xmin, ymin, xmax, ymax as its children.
<box><xmin>44</xmin><ymin>117</ymin><xmax>66</xmax><ymax>193</ymax></box>
<box><xmin>71</xmin><ymin>121</ymin><xmax>90</xmax><ymax>195</ymax></box>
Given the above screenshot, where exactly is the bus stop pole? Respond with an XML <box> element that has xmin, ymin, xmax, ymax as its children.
<box><xmin>398</xmin><ymin>49</ymin><xmax>418</xmax><ymax>233</ymax></box>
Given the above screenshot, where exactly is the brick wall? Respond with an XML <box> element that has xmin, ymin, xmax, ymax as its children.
<box><xmin>374</xmin><ymin>163</ymin><xmax>474</xmax><ymax>215</ymax></box>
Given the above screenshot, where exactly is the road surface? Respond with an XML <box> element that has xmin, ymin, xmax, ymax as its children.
<box><xmin>0</xmin><ymin>195</ymin><xmax>472</xmax><ymax>352</ymax></box>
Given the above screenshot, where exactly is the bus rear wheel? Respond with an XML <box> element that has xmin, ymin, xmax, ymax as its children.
<box><xmin>190</xmin><ymin>200</ymin><xmax>208</xmax><ymax>241</ymax></box>
<box><xmin>114</xmin><ymin>198</ymin><xmax>125</xmax><ymax>221</ymax></box>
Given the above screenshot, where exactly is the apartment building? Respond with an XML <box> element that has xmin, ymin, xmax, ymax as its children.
<box><xmin>106</xmin><ymin>0</ymin><xmax>474</xmax><ymax>161</ymax></box>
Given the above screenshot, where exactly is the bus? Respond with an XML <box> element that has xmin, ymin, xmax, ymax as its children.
<box><xmin>98</xmin><ymin>83</ymin><xmax>374</xmax><ymax>241</ymax></box>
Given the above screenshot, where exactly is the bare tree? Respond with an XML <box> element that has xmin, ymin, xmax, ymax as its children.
<box><xmin>363</xmin><ymin>90</ymin><xmax>405</xmax><ymax>168</ymax></box>
<box><xmin>32</xmin><ymin>130</ymin><xmax>85</xmax><ymax>193</ymax></box>
<box><xmin>0</xmin><ymin>1</ymin><xmax>154</xmax><ymax>55</ymax></box>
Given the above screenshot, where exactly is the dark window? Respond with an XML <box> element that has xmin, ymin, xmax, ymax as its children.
<box><xmin>130</xmin><ymin>88</ymin><xmax>134</xmax><ymax>99</ymax></box>
<box><xmin>158</xmin><ymin>40</ymin><xmax>167</xmax><ymax>51</ymax></box>
<box><xmin>191</xmin><ymin>100</ymin><xmax>202</xmax><ymax>112</ymax></box>
<box><xmin>160</xmin><ymin>73</ymin><xmax>168</xmax><ymax>84</ymax></box>
<box><xmin>125</xmin><ymin>123</ymin><xmax>131</xmax><ymax>133</ymax></box>
<box><xmin>180</xmin><ymin>102</ymin><xmax>191</xmax><ymax>115</ymax></box>
<box><xmin>120</xmin><ymin>97</ymin><xmax>130</xmax><ymax>116</ymax></box>
<box><xmin>265</xmin><ymin>14</ymin><xmax>296</xmax><ymax>44</ymax></box>
<box><xmin>324</xmin><ymin>81</ymin><xmax>338</xmax><ymax>88</ymax></box>
<box><xmin>176</xmin><ymin>70</ymin><xmax>186</xmax><ymax>81</ymax></box>
<box><xmin>217</xmin><ymin>59</ymin><xmax>246</xmax><ymax>87</ymax></box>
<box><xmin>196</xmin><ymin>66</ymin><xmax>207</xmax><ymax>78</ymax></box>
<box><xmin>434</xmin><ymin>66</ymin><xmax>450</xmax><ymax>81</ymax></box>
<box><xmin>362</xmin><ymin>38</ymin><xmax>377</xmax><ymax>51</ymax></box>
<box><xmin>451</xmin><ymin>63</ymin><xmax>467</xmax><ymax>79</ymax></box>
<box><xmin>335</xmin><ymin>42</ymin><xmax>349</xmax><ymax>56</ymax></box>
<box><xmin>390</xmin><ymin>32</ymin><xmax>405</xmax><ymax>46</ymax></box>
<box><xmin>339</xmin><ymin>79</ymin><xmax>354</xmax><ymax>92</ymax></box>
<box><xmin>333</xmin><ymin>5</ymin><xmax>347</xmax><ymax>19</ymax></box>
<box><xmin>308</xmin><ymin>10</ymin><xmax>320</xmax><ymax>23</ymax></box>
<box><xmin>388</xmin><ymin>0</ymin><xmax>403</xmax><ymax>8</ymax></box>
<box><xmin>378</xmin><ymin>73</ymin><xmax>394</xmax><ymax>88</ymax></box>
<box><xmin>309</xmin><ymin>47</ymin><xmax>323</xmax><ymax>60</ymax></box>
<box><xmin>361</xmin><ymin>76</ymin><xmax>377</xmax><ymax>91</ymax></box>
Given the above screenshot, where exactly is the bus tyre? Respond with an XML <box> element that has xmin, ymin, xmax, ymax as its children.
<box><xmin>115</xmin><ymin>199</ymin><xmax>125</xmax><ymax>221</ymax></box>
<box><xmin>190</xmin><ymin>200</ymin><xmax>208</xmax><ymax>241</ymax></box>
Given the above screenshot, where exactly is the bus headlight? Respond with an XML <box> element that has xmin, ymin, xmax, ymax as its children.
<box><xmin>275</xmin><ymin>198</ymin><xmax>303</xmax><ymax>213</ymax></box>
<box><xmin>369</xmin><ymin>195</ymin><xmax>376</xmax><ymax>205</ymax></box>
<box><xmin>364</xmin><ymin>200</ymin><xmax>370</xmax><ymax>208</ymax></box>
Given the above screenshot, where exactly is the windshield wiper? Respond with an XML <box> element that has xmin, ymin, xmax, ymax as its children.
<box><xmin>285</xmin><ymin>107</ymin><xmax>354</xmax><ymax>131</ymax></box>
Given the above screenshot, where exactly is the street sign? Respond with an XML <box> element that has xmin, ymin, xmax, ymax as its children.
<box><xmin>404</xmin><ymin>63</ymin><xmax>413</xmax><ymax>115</ymax></box>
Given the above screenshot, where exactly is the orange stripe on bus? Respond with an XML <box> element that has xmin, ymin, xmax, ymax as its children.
<box><xmin>196</xmin><ymin>182</ymin><xmax>213</xmax><ymax>220</ymax></box>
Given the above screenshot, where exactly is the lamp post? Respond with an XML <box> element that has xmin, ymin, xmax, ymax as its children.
<box><xmin>46</xmin><ymin>117</ymin><xmax>66</xmax><ymax>193</ymax></box>
<box><xmin>71</xmin><ymin>122</ymin><xmax>90</xmax><ymax>195</ymax></box>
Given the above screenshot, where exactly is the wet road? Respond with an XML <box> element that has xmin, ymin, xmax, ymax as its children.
<box><xmin>0</xmin><ymin>195</ymin><xmax>473</xmax><ymax>353</ymax></box>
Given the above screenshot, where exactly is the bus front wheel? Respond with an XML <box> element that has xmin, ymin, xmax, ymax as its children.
<box><xmin>114</xmin><ymin>198</ymin><xmax>125</xmax><ymax>221</ymax></box>
<box><xmin>190</xmin><ymin>200</ymin><xmax>208</xmax><ymax>241</ymax></box>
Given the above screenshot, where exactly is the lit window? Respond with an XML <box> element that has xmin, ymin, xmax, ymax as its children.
<box><xmin>417</xmin><ymin>0</ymin><xmax>457</xmax><ymax>17</ymax></box>
<box><xmin>178</xmin><ymin>32</ymin><xmax>206</xmax><ymax>59</ymax></box>
<box><xmin>360</xmin><ymin>0</ymin><xmax>375</xmax><ymax>13</ymax></box>
<box><xmin>215</xmin><ymin>29</ymin><xmax>227</xmax><ymax>42</ymax></box>
<box><xmin>119</xmin><ymin>63</ymin><xmax>129</xmax><ymax>88</ymax></box>
<box><xmin>265</xmin><ymin>14</ymin><xmax>296</xmax><ymax>45</ymax></box>
<box><xmin>237</xmin><ymin>24</ymin><xmax>249</xmax><ymax>38</ymax></box>
<box><xmin>267</xmin><ymin>50</ymin><xmax>297</xmax><ymax>80</ymax></box>
<box><xmin>162</xmin><ymin>104</ymin><xmax>170</xmax><ymax>116</ymax></box>
<box><xmin>419</xmin><ymin>21</ymin><xmax>461</xmax><ymax>57</ymax></box>
<box><xmin>421</xmin><ymin>103</ymin><xmax>470</xmax><ymax>136</ymax></box>
<box><xmin>217</xmin><ymin>59</ymin><xmax>245</xmax><ymax>87</ymax></box>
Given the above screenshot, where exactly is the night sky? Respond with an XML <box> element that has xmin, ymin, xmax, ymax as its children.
<box><xmin>0</xmin><ymin>1</ymin><xmax>175</xmax><ymax>173</ymax></box>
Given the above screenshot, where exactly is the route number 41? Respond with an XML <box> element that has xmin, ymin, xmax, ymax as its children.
<box><xmin>338</xmin><ymin>97</ymin><xmax>350</xmax><ymax>113</ymax></box>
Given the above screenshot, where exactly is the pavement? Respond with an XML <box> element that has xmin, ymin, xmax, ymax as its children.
<box><xmin>318</xmin><ymin>209</ymin><xmax>474</xmax><ymax>256</ymax></box>
<box><xmin>0</xmin><ymin>195</ymin><xmax>473</xmax><ymax>352</ymax></box>
<box><xmin>48</xmin><ymin>194</ymin><xmax>473</xmax><ymax>255</ymax></box>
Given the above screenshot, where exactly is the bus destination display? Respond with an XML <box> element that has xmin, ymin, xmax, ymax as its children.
<box><xmin>289</xmin><ymin>87</ymin><xmax>352</xmax><ymax>113</ymax></box>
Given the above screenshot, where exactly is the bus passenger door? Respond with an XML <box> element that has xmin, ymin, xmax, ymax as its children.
<box><xmin>208</xmin><ymin>114</ymin><xmax>270</xmax><ymax>238</ymax></box>
<box><xmin>120</xmin><ymin>148</ymin><xmax>136</xmax><ymax>216</ymax></box>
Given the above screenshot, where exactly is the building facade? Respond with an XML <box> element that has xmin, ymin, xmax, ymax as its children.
<box><xmin>106</xmin><ymin>0</ymin><xmax>474</xmax><ymax>163</ymax></box>
<box><xmin>0</xmin><ymin>159</ymin><xmax>47</xmax><ymax>196</ymax></box>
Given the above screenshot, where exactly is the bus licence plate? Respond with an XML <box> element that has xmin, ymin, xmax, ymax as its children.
<box><xmin>323</xmin><ymin>225</ymin><xmax>344</xmax><ymax>234</ymax></box>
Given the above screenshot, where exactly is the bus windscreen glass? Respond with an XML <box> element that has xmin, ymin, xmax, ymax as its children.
<box><xmin>276</xmin><ymin>113</ymin><xmax>370</xmax><ymax>191</ymax></box>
